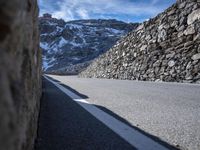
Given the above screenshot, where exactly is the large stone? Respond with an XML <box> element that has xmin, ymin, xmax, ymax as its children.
<box><xmin>192</xmin><ymin>53</ymin><xmax>200</xmax><ymax>60</ymax></box>
<box><xmin>187</xmin><ymin>9</ymin><xmax>200</xmax><ymax>25</ymax></box>
<box><xmin>178</xmin><ymin>1</ymin><xmax>186</xmax><ymax>9</ymax></box>
<box><xmin>136</xmin><ymin>23</ymin><xmax>144</xmax><ymax>31</ymax></box>
<box><xmin>140</xmin><ymin>45</ymin><xmax>147</xmax><ymax>51</ymax></box>
<box><xmin>168</xmin><ymin>60</ymin><xmax>175</xmax><ymax>67</ymax></box>
<box><xmin>166</xmin><ymin>52</ymin><xmax>175</xmax><ymax>58</ymax></box>
<box><xmin>158</xmin><ymin>29</ymin><xmax>167</xmax><ymax>42</ymax></box>
<box><xmin>184</xmin><ymin>25</ymin><xmax>195</xmax><ymax>35</ymax></box>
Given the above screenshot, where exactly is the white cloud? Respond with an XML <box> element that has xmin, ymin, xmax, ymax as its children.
<box><xmin>39</xmin><ymin>0</ymin><xmax>175</xmax><ymax>22</ymax></box>
<box><xmin>76</xmin><ymin>8</ymin><xmax>90</xmax><ymax>19</ymax></box>
<box><xmin>53</xmin><ymin>9</ymin><xmax>75</xmax><ymax>20</ymax></box>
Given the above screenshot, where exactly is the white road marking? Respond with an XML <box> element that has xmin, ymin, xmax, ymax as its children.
<box><xmin>44</xmin><ymin>75</ymin><xmax>169</xmax><ymax>150</ymax></box>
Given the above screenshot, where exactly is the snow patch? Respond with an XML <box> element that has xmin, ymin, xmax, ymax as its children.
<box><xmin>72</xmin><ymin>57</ymin><xmax>81</xmax><ymax>61</ymax></box>
<box><xmin>106</xmin><ymin>28</ymin><xmax>124</xmax><ymax>34</ymax></box>
<box><xmin>40</xmin><ymin>42</ymin><xmax>49</xmax><ymax>50</ymax></box>
<box><xmin>66</xmin><ymin>24</ymin><xmax>83</xmax><ymax>30</ymax></box>
<box><xmin>40</xmin><ymin>33</ymin><xmax>48</xmax><ymax>36</ymax></box>
<box><xmin>43</xmin><ymin>56</ymin><xmax>56</xmax><ymax>71</ymax></box>
<box><xmin>56</xmin><ymin>26</ymin><xmax>64</xmax><ymax>32</ymax></box>
<box><xmin>59</xmin><ymin>37</ymin><xmax>68</xmax><ymax>47</ymax></box>
<box><xmin>47</xmin><ymin>21</ymin><xmax>57</xmax><ymax>26</ymax></box>
<box><xmin>58</xmin><ymin>37</ymin><xmax>82</xmax><ymax>48</ymax></box>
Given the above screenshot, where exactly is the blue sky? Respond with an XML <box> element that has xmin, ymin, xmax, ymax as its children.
<box><xmin>38</xmin><ymin>0</ymin><xmax>175</xmax><ymax>23</ymax></box>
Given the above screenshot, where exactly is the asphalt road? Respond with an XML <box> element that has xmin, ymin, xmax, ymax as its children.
<box><xmin>35</xmin><ymin>77</ymin><xmax>135</xmax><ymax>150</ymax></box>
<box><xmin>44</xmin><ymin>75</ymin><xmax>200</xmax><ymax>150</ymax></box>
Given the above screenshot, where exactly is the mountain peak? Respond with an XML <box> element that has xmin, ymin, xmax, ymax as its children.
<box><xmin>39</xmin><ymin>17</ymin><xmax>139</xmax><ymax>74</ymax></box>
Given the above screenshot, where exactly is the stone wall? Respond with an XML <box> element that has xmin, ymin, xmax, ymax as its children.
<box><xmin>80</xmin><ymin>0</ymin><xmax>200</xmax><ymax>83</ymax></box>
<box><xmin>0</xmin><ymin>0</ymin><xmax>41</xmax><ymax>150</ymax></box>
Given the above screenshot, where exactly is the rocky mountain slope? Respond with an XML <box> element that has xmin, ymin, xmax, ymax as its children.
<box><xmin>80</xmin><ymin>0</ymin><xmax>200</xmax><ymax>83</ymax></box>
<box><xmin>39</xmin><ymin>15</ymin><xmax>138</xmax><ymax>74</ymax></box>
<box><xmin>0</xmin><ymin>0</ymin><xmax>41</xmax><ymax>150</ymax></box>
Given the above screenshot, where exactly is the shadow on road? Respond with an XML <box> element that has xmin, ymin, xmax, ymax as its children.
<box><xmin>45</xmin><ymin>75</ymin><xmax>89</xmax><ymax>99</ymax></box>
<box><xmin>39</xmin><ymin>76</ymin><xmax>180</xmax><ymax>150</ymax></box>
<box><xmin>45</xmin><ymin>76</ymin><xmax>61</xmax><ymax>83</ymax></box>
<box><xmin>94</xmin><ymin>105</ymin><xmax>180</xmax><ymax>150</ymax></box>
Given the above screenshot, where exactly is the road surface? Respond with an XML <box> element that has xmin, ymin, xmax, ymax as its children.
<box><xmin>36</xmin><ymin>75</ymin><xmax>200</xmax><ymax>150</ymax></box>
<box><xmin>35</xmin><ymin>78</ymin><xmax>136</xmax><ymax>150</ymax></box>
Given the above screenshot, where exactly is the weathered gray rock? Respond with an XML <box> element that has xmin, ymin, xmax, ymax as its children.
<box><xmin>192</xmin><ymin>53</ymin><xmax>200</xmax><ymax>60</ymax></box>
<box><xmin>184</xmin><ymin>25</ymin><xmax>196</xmax><ymax>35</ymax></box>
<box><xmin>80</xmin><ymin>1</ymin><xmax>200</xmax><ymax>84</ymax></box>
<box><xmin>187</xmin><ymin>8</ymin><xmax>200</xmax><ymax>25</ymax></box>
<box><xmin>0</xmin><ymin>0</ymin><xmax>41</xmax><ymax>150</ymax></box>
<box><xmin>168</xmin><ymin>60</ymin><xmax>175</xmax><ymax>67</ymax></box>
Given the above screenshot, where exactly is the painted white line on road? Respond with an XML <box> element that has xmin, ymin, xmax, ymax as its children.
<box><xmin>74</xmin><ymin>99</ymin><xmax>90</xmax><ymax>104</ymax></box>
<box><xmin>44</xmin><ymin>76</ymin><xmax>169</xmax><ymax>150</ymax></box>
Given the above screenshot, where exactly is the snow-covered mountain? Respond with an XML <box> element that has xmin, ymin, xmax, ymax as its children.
<box><xmin>39</xmin><ymin>14</ymin><xmax>139</xmax><ymax>74</ymax></box>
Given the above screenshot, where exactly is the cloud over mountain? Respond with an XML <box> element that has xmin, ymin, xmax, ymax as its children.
<box><xmin>38</xmin><ymin>0</ymin><xmax>175</xmax><ymax>22</ymax></box>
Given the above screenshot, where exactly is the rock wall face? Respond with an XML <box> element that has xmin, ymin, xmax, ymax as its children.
<box><xmin>80</xmin><ymin>0</ymin><xmax>200</xmax><ymax>83</ymax></box>
<box><xmin>0</xmin><ymin>0</ymin><xmax>41</xmax><ymax>150</ymax></box>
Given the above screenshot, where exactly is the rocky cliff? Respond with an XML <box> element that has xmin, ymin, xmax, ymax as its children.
<box><xmin>80</xmin><ymin>0</ymin><xmax>200</xmax><ymax>83</ymax></box>
<box><xmin>0</xmin><ymin>0</ymin><xmax>41</xmax><ymax>150</ymax></box>
<box><xmin>39</xmin><ymin>15</ymin><xmax>139</xmax><ymax>74</ymax></box>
